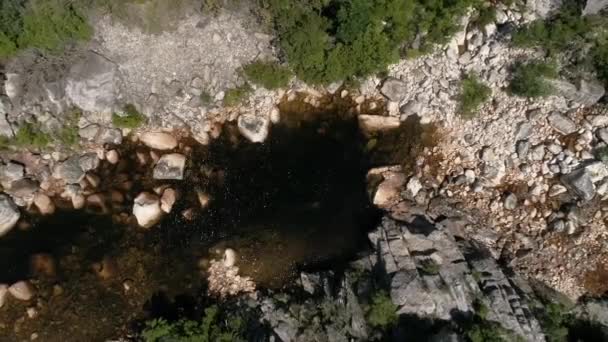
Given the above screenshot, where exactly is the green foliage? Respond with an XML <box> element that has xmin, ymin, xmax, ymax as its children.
<box><xmin>141</xmin><ymin>306</ymin><xmax>245</xmax><ymax>342</ymax></box>
<box><xmin>242</xmin><ymin>60</ymin><xmax>292</xmax><ymax>90</ymax></box>
<box><xmin>473</xmin><ymin>5</ymin><xmax>496</xmax><ymax>28</ymax></box>
<box><xmin>596</xmin><ymin>146</ymin><xmax>608</xmax><ymax>163</ymax></box>
<box><xmin>54</xmin><ymin>111</ymin><xmax>81</xmax><ymax>147</ymax></box>
<box><xmin>509</xmin><ymin>61</ymin><xmax>558</xmax><ymax>98</ymax></box>
<box><xmin>419</xmin><ymin>259</ymin><xmax>441</xmax><ymax>275</ymax></box>
<box><xmin>14</xmin><ymin>123</ymin><xmax>51</xmax><ymax>149</ymax></box>
<box><xmin>592</xmin><ymin>38</ymin><xmax>608</xmax><ymax>86</ymax></box>
<box><xmin>414</xmin><ymin>0</ymin><xmax>483</xmax><ymax>45</ymax></box>
<box><xmin>223</xmin><ymin>83</ymin><xmax>253</xmax><ymax>106</ymax></box>
<box><xmin>467</xmin><ymin>321</ymin><xmax>508</xmax><ymax>342</ymax></box>
<box><xmin>459</xmin><ymin>74</ymin><xmax>491</xmax><ymax>118</ymax></box>
<box><xmin>366</xmin><ymin>291</ymin><xmax>398</xmax><ymax>328</ymax></box>
<box><xmin>541</xmin><ymin>303</ymin><xmax>570</xmax><ymax>342</ymax></box>
<box><xmin>112</xmin><ymin>104</ymin><xmax>146</xmax><ymax>129</ymax></box>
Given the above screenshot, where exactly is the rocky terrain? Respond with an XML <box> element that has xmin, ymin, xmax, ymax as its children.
<box><xmin>1</xmin><ymin>0</ymin><xmax>608</xmax><ymax>341</ymax></box>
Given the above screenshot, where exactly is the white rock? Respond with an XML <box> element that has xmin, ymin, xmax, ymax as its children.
<box><xmin>140</xmin><ymin>132</ymin><xmax>178</xmax><ymax>150</ymax></box>
<box><xmin>371</xmin><ymin>170</ymin><xmax>406</xmax><ymax>209</ymax></box>
<box><xmin>153</xmin><ymin>153</ymin><xmax>187</xmax><ymax>180</ymax></box>
<box><xmin>0</xmin><ymin>194</ymin><xmax>20</xmax><ymax>237</ymax></box>
<box><xmin>8</xmin><ymin>281</ymin><xmax>34</xmax><ymax>301</ymax></box>
<box><xmin>223</xmin><ymin>248</ymin><xmax>237</xmax><ymax>267</ymax></box>
<box><xmin>133</xmin><ymin>192</ymin><xmax>162</xmax><ymax>228</ymax></box>
<box><xmin>237</xmin><ymin>115</ymin><xmax>270</xmax><ymax>143</ymax></box>
<box><xmin>407</xmin><ymin>177</ymin><xmax>423</xmax><ymax>197</ymax></box>
<box><xmin>270</xmin><ymin>107</ymin><xmax>281</xmax><ymax>124</ymax></box>
<box><xmin>106</xmin><ymin>150</ymin><xmax>120</xmax><ymax>164</ymax></box>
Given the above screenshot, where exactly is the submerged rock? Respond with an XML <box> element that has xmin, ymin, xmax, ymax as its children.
<box><xmin>133</xmin><ymin>192</ymin><xmax>162</xmax><ymax>228</ymax></box>
<box><xmin>140</xmin><ymin>132</ymin><xmax>178</xmax><ymax>150</ymax></box>
<box><xmin>0</xmin><ymin>194</ymin><xmax>20</xmax><ymax>237</ymax></box>
<box><xmin>237</xmin><ymin>114</ymin><xmax>270</xmax><ymax>143</ymax></box>
<box><xmin>153</xmin><ymin>153</ymin><xmax>186</xmax><ymax>180</ymax></box>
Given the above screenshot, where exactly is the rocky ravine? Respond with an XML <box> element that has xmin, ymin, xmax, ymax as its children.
<box><xmin>0</xmin><ymin>0</ymin><xmax>608</xmax><ymax>340</ymax></box>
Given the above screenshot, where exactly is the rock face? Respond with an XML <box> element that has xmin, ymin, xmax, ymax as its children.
<box><xmin>65</xmin><ymin>52</ymin><xmax>119</xmax><ymax>113</ymax></box>
<box><xmin>583</xmin><ymin>0</ymin><xmax>608</xmax><ymax>15</ymax></box>
<box><xmin>153</xmin><ymin>153</ymin><xmax>186</xmax><ymax>180</ymax></box>
<box><xmin>551</xmin><ymin>79</ymin><xmax>606</xmax><ymax>107</ymax></box>
<box><xmin>133</xmin><ymin>192</ymin><xmax>162</xmax><ymax>228</ymax></box>
<box><xmin>0</xmin><ymin>194</ymin><xmax>20</xmax><ymax>237</ymax></box>
<box><xmin>237</xmin><ymin>115</ymin><xmax>270</xmax><ymax>143</ymax></box>
<box><xmin>380</xmin><ymin>77</ymin><xmax>406</xmax><ymax>102</ymax></box>
<box><xmin>140</xmin><ymin>132</ymin><xmax>178</xmax><ymax>150</ymax></box>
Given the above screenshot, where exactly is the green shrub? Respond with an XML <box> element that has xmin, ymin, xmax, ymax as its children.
<box><xmin>541</xmin><ymin>303</ymin><xmax>569</xmax><ymax>342</ymax></box>
<box><xmin>366</xmin><ymin>291</ymin><xmax>398</xmax><ymax>328</ymax></box>
<box><xmin>112</xmin><ymin>104</ymin><xmax>146</xmax><ymax>129</ymax></box>
<box><xmin>242</xmin><ymin>60</ymin><xmax>292</xmax><ymax>90</ymax></box>
<box><xmin>596</xmin><ymin>146</ymin><xmax>608</xmax><ymax>163</ymax></box>
<box><xmin>223</xmin><ymin>83</ymin><xmax>252</xmax><ymax>106</ymax></box>
<box><xmin>509</xmin><ymin>61</ymin><xmax>558</xmax><ymax>98</ymax></box>
<box><xmin>467</xmin><ymin>322</ymin><xmax>509</xmax><ymax>342</ymax></box>
<box><xmin>14</xmin><ymin>123</ymin><xmax>51</xmax><ymax>148</ymax></box>
<box><xmin>141</xmin><ymin>306</ymin><xmax>245</xmax><ymax>342</ymax></box>
<box><xmin>592</xmin><ymin>39</ymin><xmax>608</xmax><ymax>87</ymax></box>
<box><xmin>473</xmin><ymin>6</ymin><xmax>496</xmax><ymax>28</ymax></box>
<box><xmin>459</xmin><ymin>74</ymin><xmax>491</xmax><ymax>118</ymax></box>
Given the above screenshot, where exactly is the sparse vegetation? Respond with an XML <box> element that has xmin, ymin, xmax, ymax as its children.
<box><xmin>509</xmin><ymin>61</ymin><xmax>558</xmax><ymax>98</ymax></box>
<box><xmin>366</xmin><ymin>291</ymin><xmax>398</xmax><ymax>328</ymax></box>
<box><xmin>223</xmin><ymin>83</ymin><xmax>252</xmax><ymax>106</ymax></box>
<box><xmin>459</xmin><ymin>74</ymin><xmax>491</xmax><ymax>118</ymax></box>
<box><xmin>200</xmin><ymin>91</ymin><xmax>213</xmax><ymax>105</ymax></box>
<box><xmin>419</xmin><ymin>259</ymin><xmax>441</xmax><ymax>275</ymax></box>
<box><xmin>596</xmin><ymin>146</ymin><xmax>608</xmax><ymax>163</ymax></box>
<box><xmin>14</xmin><ymin>123</ymin><xmax>51</xmax><ymax>149</ymax></box>
<box><xmin>112</xmin><ymin>104</ymin><xmax>146</xmax><ymax>129</ymax></box>
<box><xmin>540</xmin><ymin>303</ymin><xmax>570</xmax><ymax>342</ymax></box>
<box><xmin>242</xmin><ymin>60</ymin><xmax>292</xmax><ymax>90</ymax></box>
<box><xmin>0</xmin><ymin>0</ymin><xmax>92</xmax><ymax>58</ymax></box>
<box><xmin>141</xmin><ymin>305</ymin><xmax>245</xmax><ymax>342</ymax></box>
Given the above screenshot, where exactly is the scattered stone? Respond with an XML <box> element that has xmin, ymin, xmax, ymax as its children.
<box><xmin>547</xmin><ymin>112</ymin><xmax>577</xmax><ymax>135</ymax></box>
<box><xmin>0</xmin><ymin>194</ymin><xmax>20</xmax><ymax>237</ymax></box>
<box><xmin>503</xmin><ymin>193</ymin><xmax>518</xmax><ymax>210</ymax></box>
<box><xmin>358</xmin><ymin>115</ymin><xmax>400</xmax><ymax>136</ymax></box>
<box><xmin>133</xmin><ymin>192</ymin><xmax>162</xmax><ymax>228</ymax></box>
<box><xmin>34</xmin><ymin>193</ymin><xmax>55</xmax><ymax>215</ymax></box>
<box><xmin>53</xmin><ymin>156</ymin><xmax>85</xmax><ymax>184</ymax></box>
<box><xmin>516</xmin><ymin>140</ymin><xmax>530</xmax><ymax>159</ymax></box>
<box><xmin>153</xmin><ymin>153</ymin><xmax>187</xmax><ymax>180</ymax></box>
<box><xmin>99</xmin><ymin>128</ymin><xmax>123</xmax><ymax>145</ymax></box>
<box><xmin>407</xmin><ymin>177</ymin><xmax>423</xmax><ymax>197</ymax></box>
<box><xmin>549</xmin><ymin>184</ymin><xmax>568</xmax><ymax>197</ymax></box>
<box><xmin>78</xmin><ymin>124</ymin><xmax>100</xmax><ymax>141</ymax></box>
<box><xmin>237</xmin><ymin>115</ymin><xmax>270</xmax><ymax>143</ymax></box>
<box><xmin>8</xmin><ymin>281</ymin><xmax>34</xmax><ymax>301</ymax></box>
<box><xmin>515</xmin><ymin>122</ymin><xmax>532</xmax><ymax>140</ymax></box>
<box><xmin>160</xmin><ymin>188</ymin><xmax>177</xmax><ymax>213</ymax></box>
<box><xmin>380</xmin><ymin>77</ymin><xmax>406</xmax><ymax>102</ymax></box>
<box><xmin>140</xmin><ymin>132</ymin><xmax>178</xmax><ymax>150</ymax></box>
<box><xmin>529</xmin><ymin>145</ymin><xmax>546</xmax><ymax>161</ymax></box>
<box><xmin>400</xmin><ymin>101</ymin><xmax>421</xmax><ymax>117</ymax></box>
<box><xmin>480</xmin><ymin>147</ymin><xmax>496</xmax><ymax>162</ymax></box>
<box><xmin>561</xmin><ymin>169</ymin><xmax>596</xmax><ymax>201</ymax></box>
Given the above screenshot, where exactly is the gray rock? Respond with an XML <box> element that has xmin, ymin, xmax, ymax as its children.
<box><xmin>0</xmin><ymin>162</ymin><xmax>25</xmax><ymax>188</ymax></box>
<box><xmin>65</xmin><ymin>52</ymin><xmax>118</xmax><ymax>113</ymax></box>
<box><xmin>380</xmin><ymin>77</ymin><xmax>406</xmax><ymax>102</ymax></box>
<box><xmin>548</xmin><ymin>112</ymin><xmax>577</xmax><ymax>135</ymax></box>
<box><xmin>79</xmin><ymin>153</ymin><xmax>100</xmax><ymax>172</ymax></box>
<box><xmin>153</xmin><ymin>153</ymin><xmax>186</xmax><ymax>180</ymax></box>
<box><xmin>561</xmin><ymin>169</ymin><xmax>596</xmax><ymax>201</ymax></box>
<box><xmin>597</xmin><ymin>128</ymin><xmax>608</xmax><ymax>143</ymax></box>
<box><xmin>79</xmin><ymin>124</ymin><xmax>101</xmax><ymax>141</ymax></box>
<box><xmin>528</xmin><ymin>0</ymin><xmax>563</xmax><ymax>18</ymax></box>
<box><xmin>551</xmin><ymin>79</ymin><xmax>605</xmax><ymax>107</ymax></box>
<box><xmin>480</xmin><ymin>147</ymin><xmax>496</xmax><ymax>162</ymax></box>
<box><xmin>0</xmin><ymin>194</ymin><xmax>20</xmax><ymax>237</ymax></box>
<box><xmin>515</xmin><ymin>122</ymin><xmax>532</xmax><ymax>140</ymax></box>
<box><xmin>0</xmin><ymin>96</ymin><xmax>14</xmax><ymax>138</ymax></box>
<box><xmin>53</xmin><ymin>156</ymin><xmax>85</xmax><ymax>184</ymax></box>
<box><xmin>583</xmin><ymin>0</ymin><xmax>608</xmax><ymax>15</ymax></box>
<box><xmin>516</xmin><ymin>140</ymin><xmax>530</xmax><ymax>159</ymax></box>
<box><xmin>7</xmin><ymin>178</ymin><xmax>39</xmax><ymax>200</ymax></box>
<box><xmin>503</xmin><ymin>193</ymin><xmax>518</xmax><ymax>210</ymax></box>
<box><xmin>237</xmin><ymin>115</ymin><xmax>270</xmax><ymax>143</ymax></box>
<box><xmin>529</xmin><ymin>145</ymin><xmax>546</xmax><ymax>161</ymax></box>
<box><xmin>99</xmin><ymin>128</ymin><xmax>123</xmax><ymax>145</ymax></box>
<box><xmin>400</xmin><ymin>100</ymin><xmax>421</xmax><ymax>116</ymax></box>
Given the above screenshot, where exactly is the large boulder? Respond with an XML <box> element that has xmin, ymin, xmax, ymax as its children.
<box><xmin>0</xmin><ymin>194</ymin><xmax>20</xmax><ymax>237</ymax></box>
<box><xmin>53</xmin><ymin>156</ymin><xmax>85</xmax><ymax>184</ymax></box>
<box><xmin>237</xmin><ymin>115</ymin><xmax>269</xmax><ymax>143</ymax></box>
<box><xmin>153</xmin><ymin>153</ymin><xmax>186</xmax><ymax>180</ymax></box>
<box><xmin>380</xmin><ymin>77</ymin><xmax>406</xmax><ymax>102</ymax></box>
<box><xmin>133</xmin><ymin>192</ymin><xmax>162</xmax><ymax>228</ymax></box>
<box><xmin>140</xmin><ymin>132</ymin><xmax>178</xmax><ymax>150</ymax></box>
<box><xmin>547</xmin><ymin>112</ymin><xmax>577</xmax><ymax>135</ymax></box>
<box><xmin>583</xmin><ymin>0</ymin><xmax>608</xmax><ymax>15</ymax></box>
<box><xmin>65</xmin><ymin>52</ymin><xmax>119</xmax><ymax>113</ymax></box>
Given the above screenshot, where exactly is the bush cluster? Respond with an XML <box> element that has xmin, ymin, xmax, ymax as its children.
<box><xmin>112</xmin><ymin>104</ymin><xmax>146</xmax><ymax>129</ymax></box>
<box><xmin>223</xmin><ymin>83</ymin><xmax>253</xmax><ymax>106</ymax></box>
<box><xmin>141</xmin><ymin>305</ymin><xmax>245</xmax><ymax>342</ymax></box>
<box><xmin>509</xmin><ymin>61</ymin><xmax>558</xmax><ymax>98</ymax></box>
<box><xmin>459</xmin><ymin>74</ymin><xmax>491</xmax><ymax>118</ymax></box>
<box><xmin>366</xmin><ymin>291</ymin><xmax>398</xmax><ymax>328</ymax></box>
<box><xmin>13</xmin><ymin>123</ymin><xmax>52</xmax><ymax>149</ymax></box>
<box><xmin>242</xmin><ymin>60</ymin><xmax>292</xmax><ymax>90</ymax></box>
<box><xmin>0</xmin><ymin>0</ymin><xmax>92</xmax><ymax>58</ymax></box>
<box><xmin>260</xmin><ymin>0</ymin><xmax>486</xmax><ymax>84</ymax></box>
